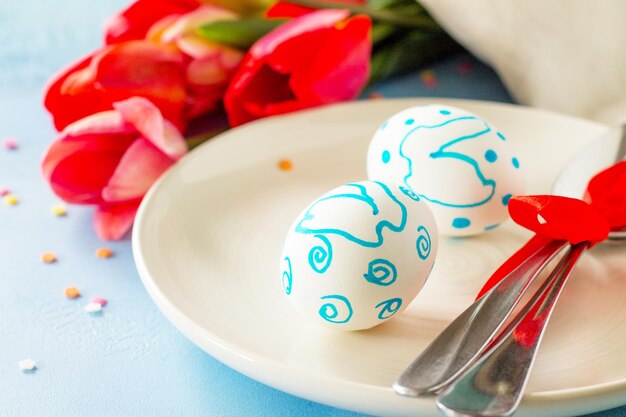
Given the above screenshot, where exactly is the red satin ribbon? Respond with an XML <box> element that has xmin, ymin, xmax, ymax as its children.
<box><xmin>476</xmin><ymin>161</ymin><xmax>626</xmax><ymax>299</ymax></box>
<box><xmin>585</xmin><ymin>160</ymin><xmax>626</xmax><ymax>229</ymax></box>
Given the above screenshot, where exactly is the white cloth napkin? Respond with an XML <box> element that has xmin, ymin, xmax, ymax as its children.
<box><xmin>419</xmin><ymin>0</ymin><xmax>626</xmax><ymax>124</ymax></box>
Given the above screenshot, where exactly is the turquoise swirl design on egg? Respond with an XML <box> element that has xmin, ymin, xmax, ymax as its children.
<box><xmin>375</xmin><ymin>298</ymin><xmax>403</xmax><ymax>320</ymax></box>
<box><xmin>416</xmin><ymin>225</ymin><xmax>431</xmax><ymax>260</ymax></box>
<box><xmin>295</xmin><ymin>182</ymin><xmax>407</xmax><ymax>248</ymax></box>
<box><xmin>282</xmin><ymin>257</ymin><xmax>293</xmax><ymax>295</ymax></box>
<box><xmin>399</xmin><ymin>186</ymin><xmax>420</xmax><ymax>201</ymax></box>
<box><xmin>363</xmin><ymin>259</ymin><xmax>397</xmax><ymax>286</ymax></box>
<box><xmin>308</xmin><ymin>234</ymin><xmax>332</xmax><ymax>274</ymax></box>
<box><xmin>398</xmin><ymin>114</ymin><xmax>497</xmax><ymax>208</ymax></box>
<box><xmin>319</xmin><ymin>295</ymin><xmax>353</xmax><ymax>324</ymax></box>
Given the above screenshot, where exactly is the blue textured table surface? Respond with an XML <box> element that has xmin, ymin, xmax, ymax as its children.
<box><xmin>1</xmin><ymin>1</ymin><xmax>625</xmax><ymax>417</ymax></box>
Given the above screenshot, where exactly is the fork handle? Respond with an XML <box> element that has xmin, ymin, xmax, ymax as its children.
<box><xmin>436</xmin><ymin>242</ymin><xmax>586</xmax><ymax>417</ymax></box>
<box><xmin>393</xmin><ymin>239</ymin><xmax>567</xmax><ymax>396</ymax></box>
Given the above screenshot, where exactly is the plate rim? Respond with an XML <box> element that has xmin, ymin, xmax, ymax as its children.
<box><xmin>133</xmin><ymin>98</ymin><xmax>626</xmax><ymax>417</ymax></box>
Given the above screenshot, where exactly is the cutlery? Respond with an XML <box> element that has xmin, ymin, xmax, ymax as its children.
<box><xmin>435</xmin><ymin>242</ymin><xmax>587</xmax><ymax>416</ymax></box>
<box><xmin>435</xmin><ymin>177</ymin><xmax>625</xmax><ymax>415</ymax></box>
<box><xmin>393</xmin><ymin>239</ymin><xmax>567</xmax><ymax>396</ymax></box>
<box><xmin>394</xmin><ymin>125</ymin><xmax>626</xmax><ymax>408</ymax></box>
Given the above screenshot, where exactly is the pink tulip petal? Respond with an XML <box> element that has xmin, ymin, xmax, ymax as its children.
<box><xmin>250</xmin><ymin>9</ymin><xmax>349</xmax><ymax>58</ymax></box>
<box><xmin>60</xmin><ymin>110</ymin><xmax>135</xmax><ymax>137</ymax></box>
<box><xmin>42</xmin><ymin>111</ymin><xmax>137</xmax><ymax>204</ymax></box>
<box><xmin>114</xmin><ymin>97</ymin><xmax>187</xmax><ymax>159</ymax></box>
<box><xmin>102</xmin><ymin>137</ymin><xmax>175</xmax><ymax>203</ymax></box>
<box><xmin>42</xmin><ymin>111</ymin><xmax>133</xmax><ymax>181</ymax></box>
<box><xmin>292</xmin><ymin>15</ymin><xmax>371</xmax><ymax>102</ymax></box>
<box><xmin>94</xmin><ymin>202</ymin><xmax>140</xmax><ymax>240</ymax></box>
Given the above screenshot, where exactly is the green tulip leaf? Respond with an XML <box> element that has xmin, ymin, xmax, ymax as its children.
<box><xmin>197</xmin><ymin>18</ymin><xmax>287</xmax><ymax>50</ymax></box>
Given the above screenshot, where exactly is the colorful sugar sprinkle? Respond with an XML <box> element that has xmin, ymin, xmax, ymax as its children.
<box><xmin>368</xmin><ymin>91</ymin><xmax>384</xmax><ymax>100</ymax></box>
<box><xmin>91</xmin><ymin>296</ymin><xmax>107</xmax><ymax>307</ymax></box>
<box><xmin>0</xmin><ymin>187</ymin><xmax>9</xmax><ymax>197</ymax></box>
<box><xmin>3</xmin><ymin>137</ymin><xmax>18</xmax><ymax>150</ymax></box>
<box><xmin>84</xmin><ymin>302</ymin><xmax>103</xmax><ymax>314</ymax></box>
<box><xmin>420</xmin><ymin>69</ymin><xmax>438</xmax><ymax>88</ymax></box>
<box><xmin>18</xmin><ymin>359</ymin><xmax>36</xmax><ymax>372</ymax></box>
<box><xmin>3</xmin><ymin>194</ymin><xmax>18</xmax><ymax>205</ymax></box>
<box><xmin>278</xmin><ymin>159</ymin><xmax>294</xmax><ymax>172</ymax></box>
<box><xmin>64</xmin><ymin>287</ymin><xmax>81</xmax><ymax>299</ymax></box>
<box><xmin>457</xmin><ymin>60</ymin><xmax>473</xmax><ymax>74</ymax></box>
<box><xmin>50</xmin><ymin>204</ymin><xmax>67</xmax><ymax>216</ymax></box>
<box><xmin>96</xmin><ymin>248</ymin><xmax>113</xmax><ymax>259</ymax></box>
<box><xmin>41</xmin><ymin>252</ymin><xmax>57</xmax><ymax>264</ymax></box>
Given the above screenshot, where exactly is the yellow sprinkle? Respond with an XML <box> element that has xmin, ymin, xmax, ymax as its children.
<box><xmin>64</xmin><ymin>287</ymin><xmax>81</xmax><ymax>299</ymax></box>
<box><xmin>96</xmin><ymin>248</ymin><xmax>113</xmax><ymax>259</ymax></box>
<box><xmin>41</xmin><ymin>252</ymin><xmax>57</xmax><ymax>264</ymax></box>
<box><xmin>50</xmin><ymin>204</ymin><xmax>67</xmax><ymax>216</ymax></box>
<box><xmin>3</xmin><ymin>194</ymin><xmax>18</xmax><ymax>205</ymax></box>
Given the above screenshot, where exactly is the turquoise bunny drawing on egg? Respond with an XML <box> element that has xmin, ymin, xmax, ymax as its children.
<box><xmin>367</xmin><ymin>105</ymin><xmax>526</xmax><ymax>236</ymax></box>
<box><xmin>280</xmin><ymin>181</ymin><xmax>438</xmax><ymax>331</ymax></box>
<box><xmin>400</xmin><ymin>116</ymin><xmax>495</xmax><ymax>208</ymax></box>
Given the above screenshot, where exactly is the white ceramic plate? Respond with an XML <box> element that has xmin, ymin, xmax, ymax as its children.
<box><xmin>133</xmin><ymin>99</ymin><xmax>626</xmax><ymax>417</ymax></box>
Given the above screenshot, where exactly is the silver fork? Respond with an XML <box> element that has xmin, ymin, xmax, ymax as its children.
<box><xmin>393</xmin><ymin>239</ymin><xmax>567</xmax><ymax>396</ymax></box>
<box><xmin>435</xmin><ymin>242</ymin><xmax>586</xmax><ymax>417</ymax></box>
<box><xmin>394</xmin><ymin>124</ymin><xmax>626</xmax><ymax>414</ymax></box>
<box><xmin>435</xmin><ymin>127</ymin><xmax>626</xmax><ymax>416</ymax></box>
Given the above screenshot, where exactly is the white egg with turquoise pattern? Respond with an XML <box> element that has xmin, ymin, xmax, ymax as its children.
<box><xmin>279</xmin><ymin>180</ymin><xmax>438</xmax><ymax>331</ymax></box>
<box><xmin>367</xmin><ymin>104</ymin><xmax>525</xmax><ymax>236</ymax></box>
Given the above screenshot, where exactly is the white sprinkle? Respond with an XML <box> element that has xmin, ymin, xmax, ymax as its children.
<box><xmin>537</xmin><ymin>213</ymin><xmax>547</xmax><ymax>225</ymax></box>
<box><xmin>19</xmin><ymin>359</ymin><xmax>36</xmax><ymax>371</ymax></box>
<box><xmin>84</xmin><ymin>302</ymin><xmax>103</xmax><ymax>313</ymax></box>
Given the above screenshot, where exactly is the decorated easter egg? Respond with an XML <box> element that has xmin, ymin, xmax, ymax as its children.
<box><xmin>367</xmin><ymin>104</ymin><xmax>525</xmax><ymax>236</ymax></box>
<box><xmin>279</xmin><ymin>180</ymin><xmax>438</xmax><ymax>331</ymax></box>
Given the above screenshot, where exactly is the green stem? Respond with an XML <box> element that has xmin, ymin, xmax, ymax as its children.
<box><xmin>284</xmin><ymin>0</ymin><xmax>443</xmax><ymax>31</ymax></box>
<box><xmin>186</xmin><ymin>129</ymin><xmax>229</xmax><ymax>151</ymax></box>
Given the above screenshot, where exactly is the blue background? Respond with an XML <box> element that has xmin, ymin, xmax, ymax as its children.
<box><xmin>0</xmin><ymin>1</ymin><xmax>624</xmax><ymax>416</ymax></box>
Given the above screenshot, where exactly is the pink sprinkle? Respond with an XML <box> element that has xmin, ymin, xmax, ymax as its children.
<box><xmin>0</xmin><ymin>187</ymin><xmax>9</xmax><ymax>197</ymax></box>
<box><xmin>457</xmin><ymin>60</ymin><xmax>473</xmax><ymax>74</ymax></box>
<box><xmin>3</xmin><ymin>137</ymin><xmax>18</xmax><ymax>150</ymax></box>
<box><xmin>91</xmin><ymin>296</ymin><xmax>107</xmax><ymax>307</ymax></box>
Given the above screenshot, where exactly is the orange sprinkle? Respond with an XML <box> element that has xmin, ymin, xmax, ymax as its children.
<box><xmin>96</xmin><ymin>248</ymin><xmax>113</xmax><ymax>259</ymax></box>
<box><xmin>334</xmin><ymin>19</ymin><xmax>349</xmax><ymax>31</ymax></box>
<box><xmin>420</xmin><ymin>69</ymin><xmax>438</xmax><ymax>87</ymax></box>
<box><xmin>41</xmin><ymin>252</ymin><xmax>57</xmax><ymax>264</ymax></box>
<box><xmin>368</xmin><ymin>92</ymin><xmax>384</xmax><ymax>100</ymax></box>
<box><xmin>64</xmin><ymin>287</ymin><xmax>81</xmax><ymax>299</ymax></box>
<box><xmin>278</xmin><ymin>159</ymin><xmax>294</xmax><ymax>172</ymax></box>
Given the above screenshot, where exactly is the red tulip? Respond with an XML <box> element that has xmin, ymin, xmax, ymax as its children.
<box><xmin>104</xmin><ymin>0</ymin><xmax>202</xmax><ymax>44</ymax></box>
<box><xmin>266</xmin><ymin>0</ymin><xmax>366</xmax><ymax>18</ymax></box>
<box><xmin>147</xmin><ymin>5</ymin><xmax>245</xmax><ymax>119</ymax></box>
<box><xmin>44</xmin><ymin>41</ymin><xmax>188</xmax><ymax>132</ymax></box>
<box><xmin>224</xmin><ymin>9</ymin><xmax>371</xmax><ymax>126</ymax></box>
<box><xmin>42</xmin><ymin>97</ymin><xmax>187</xmax><ymax>240</ymax></box>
